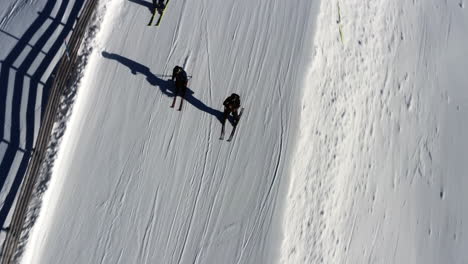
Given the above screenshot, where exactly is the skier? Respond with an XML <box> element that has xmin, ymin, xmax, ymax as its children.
<box><xmin>171</xmin><ymin>65</ymin><xmax>188</xmax><ymax>110</ymax></box>
<box><xmin>222</xmin><ymin>93</ymin><xmax>241</xmax><ymax>125</ymax></box>
<box><xmin>219</xmin><ymin>93</ymin><xmax>243</xmax><ymax>140</ymax></box>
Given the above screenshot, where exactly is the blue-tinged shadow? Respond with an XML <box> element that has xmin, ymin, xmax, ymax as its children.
<box><xmin>0</xmin><ymin>0</ymin><xmax>86</xmax><ymax>230</ymax></box>
<box><xmin>101</xmin><ymin>51</ymin><xmax>224</xmax><ymax>123</ymax></box>
<box><xmin>128</xmin><ymin>0</ymin><xmax>154</xmax><ymax>13</ymax></box>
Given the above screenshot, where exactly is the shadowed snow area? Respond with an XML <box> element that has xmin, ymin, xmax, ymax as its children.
<box><xmin>281</xmin><ymin>0</ymin><xmax>468</xmax><ymax>263</ymax></box>
<box><xmin>0</xmin><ymin>0</ymin><xmax>86</xmax><ymax>245</ymax></box>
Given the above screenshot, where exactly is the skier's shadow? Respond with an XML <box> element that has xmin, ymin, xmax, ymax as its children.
<box><xmin>102</xmin><ymin>51</ymin><xmax>224</xmax><ymax>123</ymax></box>
<box><xmin>127</xmin><ymin>0</ymin><xmax>153</xmax><ymax>13</ymax></box>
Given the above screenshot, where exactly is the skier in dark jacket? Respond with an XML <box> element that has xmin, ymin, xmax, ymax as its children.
<box><xmin>171</xmin><ymin>66</ymin><xmax>188</xmax><ymax>109</ymax></box>
<box><xmin>172</xmin><ymin>66</ymin><xmax>188</xmax><ymax>95</ymax></box>
<box><xmin>222</xmin><ymin>93</ymin><xmax>241</xmax><ymax>125</ymax></box>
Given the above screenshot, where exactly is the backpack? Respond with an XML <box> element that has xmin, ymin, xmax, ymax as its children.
<box><xmin>173</xmin><ymin>66</ymin><xmax>188</xmax><ymax>85</ymax></box>
<box><xmin>178</xmin><ymin>70</ymin><xmax>188</xmax><ymax>83</ymax></box>
<box><xmin>224</xmin><ymin>93</ymin><xmax>240</xmax><ymax>109</ymax></box>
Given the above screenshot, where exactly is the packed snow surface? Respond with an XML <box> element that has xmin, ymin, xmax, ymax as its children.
<box><xmin>23</xmin><ymin>0</ymin><xmax>316</xmax><ymax>263</ymax></box>
<box><xmin>281</xmin><ymin>0</ymin><xmax>468</xmax><ymax>263</ymax></box>
<box><xmin>9</xmin><ymin>0</ymin><xmax>468</xmax><ymax>263</ymax></box>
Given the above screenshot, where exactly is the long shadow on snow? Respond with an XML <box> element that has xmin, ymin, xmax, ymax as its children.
<box><xmin>102</xmin><ymin>52</ymin><xmax>224</xmax><ymax>123</ymax></box>
<box><xmin>0</xmin><ymin>0</ymin><xmax>86</xmax><ymax>230</ymax></box>
<box><xmin>127</xmin><ymin>0</ymin><xmax>154</xmax><ymax>13</ymax></box>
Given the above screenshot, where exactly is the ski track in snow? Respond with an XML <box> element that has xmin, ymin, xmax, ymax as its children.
<box><xmin>21</xmin><ymin>0</ymin><xmax>316</xmax><ymax>263</ymax></box>
<box><xmin>2</xmin><ymin>0</ymin><xmax>466</xmax><ymax>262</ymax></box>
<box><xmin>0</xmin><ymin>0</ymin><xmax>36</xmax><ymax>29</ymax></box>
<box><xmin>281</xmin><ymin>0</ymin><xmax>468</xmax><ymax>263</ymax></box>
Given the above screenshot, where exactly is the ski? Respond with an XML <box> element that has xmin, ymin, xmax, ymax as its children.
<box><xmin>220</xmin><ymin>123</ymin><xmax>225</xmax><ymax>140</ymax></box>
<box><xmin>170</xmin><ymin>90</ymin><xmax>185</xmax><ymax>111</ymax></box>
<box><xmin>155</xmin><ymin>0</ymin><xmax>170</xmax><ymax>26</ymax></box>
<box><xmin>227</xmin><ymin>127</ymin><xmax>237</xmax><ymax>142</ymax></box>
<box><xmin>177</xmin><ymin>87</ymin><xmax>186</xmax><ymax>111</ymax></box>
<box><xmin>148</xmin><ymin>10</ymin><xmax>157</xmax><ymax>26</ymax></box>
<box><xmin>170</xmin><ymin>94</ymin><xmax>177</xmax><ymax>108</ymax></box>
<box><xmin>227</xmin><ymin>108</ymin><xmax>244</xmax><ymax>142</ymax></box>
<box><xmin>178</xmin><ymin>95</ymin><xmax>184</xmax><ymax>111</ymax></box>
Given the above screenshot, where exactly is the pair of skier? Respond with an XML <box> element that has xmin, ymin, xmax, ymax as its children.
<box><xmin>170</xmin><ymin>66</ymin><xmax>188</xmax><ymax>110</ymax></box>
<box><xmin>171</xmin><ymin>66</ymin><xmax>242</xmax><ymax>127</ymax></box>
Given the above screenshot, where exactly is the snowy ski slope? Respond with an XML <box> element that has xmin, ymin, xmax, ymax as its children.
<box><xmin>2</xmin><ymin>0</ymin><xmax>467</xmax><ymax>263</ymax></box>
<box><xmin>281</xmin><ymin>0</ymin><xmax>468</xmax><ymax>263</ymax></box>
<box><xmin>22</xmin><ymin>0</ymin><xmax>317</xmax><ymax>263</ymax></box>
